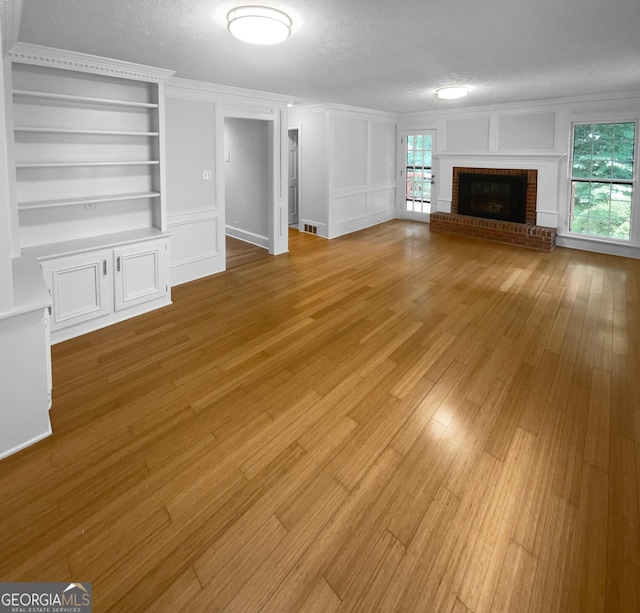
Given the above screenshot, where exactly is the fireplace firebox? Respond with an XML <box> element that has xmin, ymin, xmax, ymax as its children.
<box><xmin>458</xmin><ymin>172</ymin><xmax>528</xmax><ymax>224</ymax></box>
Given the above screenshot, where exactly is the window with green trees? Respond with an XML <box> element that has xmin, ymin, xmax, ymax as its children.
<box><xmin>569</xmin><ymin>122</ymin><xmax>636</xmax><ymax>240</ymax></box>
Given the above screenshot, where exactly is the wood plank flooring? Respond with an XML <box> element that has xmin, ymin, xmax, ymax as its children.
<box><xmin>226</xmin><ymin>235</ymin><xmax>270</xmax><ymax>269</ymax></box>
<box><xmin>1</xmin><ymin>220</ymin><xmax>639</xmax><ymax>612</ymax></box>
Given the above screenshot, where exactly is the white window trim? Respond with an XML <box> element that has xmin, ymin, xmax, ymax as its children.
<box><xmin>566</xmin><ymin>117</ymin><xmax>639</xmax><ymax>246</ymax></box>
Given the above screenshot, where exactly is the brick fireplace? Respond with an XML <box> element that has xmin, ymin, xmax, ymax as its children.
<box><xmin>430</xmin><ymin>166</ymin><xmax>556</xmax><ymax>251</ymax></box>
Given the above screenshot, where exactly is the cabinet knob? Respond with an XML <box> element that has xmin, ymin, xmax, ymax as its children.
<box><xmin>103</xmin><ymin>260</ymin><xmax>107</xmax><ymax>276</ymax></box>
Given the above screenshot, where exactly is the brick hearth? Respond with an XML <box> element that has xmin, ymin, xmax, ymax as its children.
<box><xmin>429</xmin><ymin>166</ymin><xmax>556</xmax><ymax>251</ymax></box>
<box><xmin>430</xmin><ymin>213</ymin><xmax>556</xmax><ymax>251</ymax></box>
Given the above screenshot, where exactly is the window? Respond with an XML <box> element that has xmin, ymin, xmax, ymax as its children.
<box><xmin>569</xmin><ymin>121</ymin><xmax>636</xmax><ymax>240</ymax></box>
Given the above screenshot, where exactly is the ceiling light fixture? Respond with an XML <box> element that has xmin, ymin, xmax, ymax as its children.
<box><xmin>227</xmin><ymin>6</ymin><xmax>292</xmax><ymax>45</ymax></box>
<box><xmin>436</xmin><ymin>86</ymin><xmax>469</xmax><ymax>100</ymax></box>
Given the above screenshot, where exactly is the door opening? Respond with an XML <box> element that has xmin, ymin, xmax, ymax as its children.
<box><xmin>288</xmin><ymin>129</ymin><xmax>299</xmax><ymax>227</ymax></box>
<box><xmin>401</xmin><ymin>130</ymin><xmax>436</xmax><ymax>219</ymax></box>
<box><xmin>224</xmin><ymin>118</ymin><xmax>271</xmax><ymax>268</ymax></box>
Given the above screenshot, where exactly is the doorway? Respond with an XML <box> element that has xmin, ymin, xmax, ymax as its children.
<box><xmin>224</xmin><ymin>118</ymin><xmax>271</xmax><ymax>268</ymax></box>
<box><xmin>288</xmin><ymin>129</ymin><xmax>299</xmax><ymax>227</ymax></box>
<box><xmin>401</xmin><ymin>129</ymin><xmax>436</xmax><ymax>220</ymax></box>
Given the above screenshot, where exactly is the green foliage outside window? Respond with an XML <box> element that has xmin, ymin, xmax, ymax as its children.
<box><xmin>570</xmin><ymin>122</ymin><xmax>635</xmax><ymax>240</ymax></box>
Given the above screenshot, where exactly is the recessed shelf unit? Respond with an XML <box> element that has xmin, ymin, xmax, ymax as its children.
<box><xmin>12</xmin><ymin>61</ymin><xmax>171</xmax><ymax>249</ymax></box>
<box><xmin>10</xmin><ymin>48</ymin><xmax>175</xmax><ymax>342</ymax></box>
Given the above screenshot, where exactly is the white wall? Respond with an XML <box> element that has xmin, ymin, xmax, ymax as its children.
<box><xmin>0</xmin><ymin>54</ymin><xmax>15</xmax><ymax>313</ymax></box>
<box><xmin>291</xmin><ymin>109</ymin><xmax>328</xmax><ymax>234</ymax></box>
<box><xmin>165</xmin><ymin>95</ymin><xmax>223</xmax><ymax>285</ymax></box>
<box><xmin>224</xmin><ymin>118</ymin><xmax>270</xmax><ymax>248</ymax></box>
<box><xmin>400</xmin><ymin>92</ymin><xmax>640</xmax><ymax>259</ymax></box>
<box><xmin>291</xmin><ymin>104</ymin><xmax>397</xmax><ymax>239</ymax></box>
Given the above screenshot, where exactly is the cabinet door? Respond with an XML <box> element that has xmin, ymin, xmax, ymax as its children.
<box><xmin>113</xmin><ymin>239</ymin><xmax>169</xmax><ymax>311</ymax></box>
<box><xmin>41</xmin><ymin>250</ymin><xmax>113</xmax><ymax>331</ymax></box>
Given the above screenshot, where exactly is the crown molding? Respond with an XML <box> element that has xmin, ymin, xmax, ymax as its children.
<box><xmin>290</xmin><ymin>102</ymin><xmax>399</xmax><ymax>119</ymax></box>
<box><xmin>2</xmin><ymin>0</ymin><xmax>23</xmax><ymax>54</ymax></box>
<box><xmin>8</xmin><ymin>42</ymin><xmax>175</xmax><ymax>83</ymax></box>
<box><xmin>166</xmin><ymin>76</ymin><xmax>293</xmax><ymax>105</ymax></box>
<box><xmin>399</xmin><ymin>90</ymin><xmax>640</xmax><ymax>120</ymax></box>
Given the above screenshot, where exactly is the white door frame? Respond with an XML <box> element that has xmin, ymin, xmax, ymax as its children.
<box><xmin>398</xmin><ymin>129</ymin><xmax>437</xmax><ymax>221</ymax></box>
<box><xmin>288</xmin><ymin>127</ymin><xmax>300</xmax><ymax>227</ymax></box>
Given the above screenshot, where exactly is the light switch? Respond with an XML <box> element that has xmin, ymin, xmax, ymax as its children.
<box><xmin>202</xmin><ymin>170</ymin><xmax>213</xmax><ymax>181</ymax></box>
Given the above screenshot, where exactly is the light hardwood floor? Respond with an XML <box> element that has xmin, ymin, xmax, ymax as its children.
<box><xmin>226</xmin><ymin>235</ymin><xmax>270</xmax><ymax>270</ymax></box>
<box><xmin>1</xmin><ymin>221</ymin><xmax>638</xmax><ymax>612</ymax></box>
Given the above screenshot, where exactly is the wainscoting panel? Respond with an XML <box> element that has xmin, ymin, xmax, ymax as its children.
<box><xmin>369</xmin><ymin>186</ymin><xmax>396</xmax><ymax>214</ymax></box>
<box><xmin>168</xmin><ymin>210</ymin><xmax>223</xmax><ymax>285</ymax></box>
<box><xmin>332</xmin><ymin>192</ymin><xmax>368</xmax><ymax>225</ymax></box>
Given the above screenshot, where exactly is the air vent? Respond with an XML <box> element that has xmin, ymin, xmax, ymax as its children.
<box><xmin>303</xmin><ymin>224</ymin><xmax>318</xmax><ymax>235</ymax></box>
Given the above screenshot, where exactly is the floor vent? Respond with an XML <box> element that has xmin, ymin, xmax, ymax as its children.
<box><xmin>303</xmin><ymin>224</ymin><xmax>318</xmax><ymax>235</ymax></box>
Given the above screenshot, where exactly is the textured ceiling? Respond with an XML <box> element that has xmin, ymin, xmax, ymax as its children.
<box><xmin>17</xmin><ymin>0</ymin><xmax>640</xmax><ymax>113</ymax></box>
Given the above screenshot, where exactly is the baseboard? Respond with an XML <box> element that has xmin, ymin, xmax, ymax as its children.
<box><xmin>171</xmin><ymin>254</ymin><xmax>224</xmax><ymax>286</ymax></box>
<box><xmin>0</xmin><ymin>425</ymin><xmax>52</xmax><ymax>461</ymax></box>
<box><xmin>225</xmin><ymin>226</ymin><xmax>269</xmax><ymax>249</ymax></box>
<box><xmin>556</xmin><ymin>235</ymin><xmax>640</xmax><ymax>259</ymax></box>
<box><xmin>50</xmin><ymin>297</ymin><xmax>173</xmax><ymax>344</ymax></box>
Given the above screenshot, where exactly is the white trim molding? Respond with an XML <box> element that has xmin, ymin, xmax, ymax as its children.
<box><xmin>0</xmin><ymin>425</ymin><xmax>51</xmax><ymax>461</ymax></box>
<box><xmin>2</xmin><ymin>0</ymin><xmax>23</xmax><ymax>54</ymax></box>
<box><xmin>8</xmin><ymin>42</ymin><xmax>175</xmax><ymax>83</ymax></box>
<box><xmin>293</xmin><ymin>102</ymin><xmax>399</xmax><ymax>120</ymax></box>
<box><xmin>225</xmin><ymin>226</ymin><xmax>269</xmax><ymax>249</ymax></box>
<box><xmin>435</xmin><ymin>152</ymin><xmax>566</xmax><ymax>162</ymax></box>
<box><xmin>166</xmin><ymin>76</ymin><xmax>293</xmax><ymax>106</ymax></box>
<box><xmin>400</xmin><ymin>90</ymin><xmax>640</xmax><ymax>120</ymax></box>
<box><xmin>557</xmin><ymin>235</ymin><xmax>640</xmax><ymax>260</ymax></box>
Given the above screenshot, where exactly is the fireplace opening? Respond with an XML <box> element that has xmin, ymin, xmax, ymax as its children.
<box><xmin>458</xmin><ymin>172</ymin><xmax>528</xmax><ymax>224</ymax></box>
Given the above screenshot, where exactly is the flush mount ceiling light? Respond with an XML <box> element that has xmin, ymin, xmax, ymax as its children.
<box><xmin>227</xmin><ymin>6</ymin><xmax>292</xmax><ymax>45</ymax></box>
<box><xmin>436</xmin><ymin>86</ymin><xmax>470</xmax><ymax>100</ymax></box>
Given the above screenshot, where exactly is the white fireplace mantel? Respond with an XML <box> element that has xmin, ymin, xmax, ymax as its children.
<box><xmin>435</xmin><ymin>152</ymin><xmax>567</xmax><ymax>228</ymax></box>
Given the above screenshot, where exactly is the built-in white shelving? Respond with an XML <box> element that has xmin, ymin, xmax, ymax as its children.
<box><xmin>13</xmin><ymin>89</ymin><xmax>159</xmax><ymax>108</ymax></box>
<box><xmin>11</xmin><ymin>55</ymin><xmax>173</xmax><ymax>343</ymax></box>
<box><xmin>15</xmin><ymin>127</ymin><xmax>159</xmax><ymax>136</ymax></box>
<box><xmin>16</xmin><ymin>160</ymin><xmax>160</xmax><ymax>168</ymax></box>
<box><xmin>24</xmin><ymin>227</ymin><xmax>168</xmax><ymax>260</ymax></box>
<box><xmin>18</xmin><ymin>191</ymin><xmax>161</xmax><ymax>210</ymax></box>
<box><xmin>12</xmin><ymin>61</ymin><xmax>167</xmax><ymax>249</ymax></box>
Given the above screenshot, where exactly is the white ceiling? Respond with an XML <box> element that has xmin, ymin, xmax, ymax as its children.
<box><xmin>17</xmin><ymin>0</ymin><xmax>640</xmax><ymax>113</ymax></box>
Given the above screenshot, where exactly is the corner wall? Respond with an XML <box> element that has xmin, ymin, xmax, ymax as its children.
<box><xmin>165</xmin><ymin>94</ymin><xmax>222</xmax><ymax>285</ymax></box>
<box><xmin>290</xmin><ymin>104</ymin><xmax>398</xmax><ymax>239</ymax></box>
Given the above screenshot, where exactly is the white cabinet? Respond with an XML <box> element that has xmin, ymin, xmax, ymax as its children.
<box><xmin>114</xmin><ymin>240</ymin><xmax>169</xmax><ymax>311</ymax></box>
<box><xmin>38</xmin><ymin>237</ymin><xmax>170</xmax><ymax>342</ymax></box>
<box><xmin>41</xmin><ymin>249</ymin><xmax>113</xmax><ymax>332</ymax></box>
